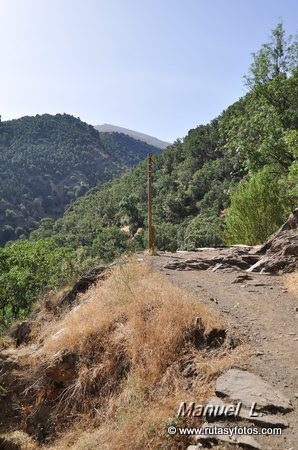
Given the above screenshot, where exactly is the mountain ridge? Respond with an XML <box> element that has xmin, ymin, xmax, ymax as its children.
<box><xmin>95</xmin><ymin>123</ymin><xmax>171</xmax><ymax>149</ymax></box>
<box><xmin>0</xmin><ymin>113</ymin><xmax>162</xmax><ymax>246</ymax></box>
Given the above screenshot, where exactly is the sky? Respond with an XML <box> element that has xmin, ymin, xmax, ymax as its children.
<box><xmin>0</xmin><ymin>0</ymin><xmax>297</xmax><ymax>142</ymax></box>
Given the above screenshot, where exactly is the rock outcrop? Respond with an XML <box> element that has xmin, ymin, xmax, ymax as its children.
<box><xmin>164</xmin><ymin>209</ymin><xmax>298</xmax><ymax>274</ymax></box>
<box><xmin>215</xmin><ymin>369</ymin><xmax>293</xmax><ymax>412</ymax></box>
<box><xmin>248</xmin><ymin>208</ymin><xmax>298</xmax><ymax>274</ymax></box>
<box><xmin>58</xmin><ymin>264</ymin><xmax>110</xmax><ymax>308</ymax></box>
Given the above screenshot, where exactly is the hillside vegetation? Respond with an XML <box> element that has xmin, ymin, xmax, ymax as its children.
<box><xmin>0</xmin><ymin>23</ymin><xmax>297</xmax><ymax>326</ymax></box>
<box><xmin>0</xmin><ymin>260</ymin><xmax>247</xmax><ymax>449</ymax></box>
<box><xmin>33</xmin><ymin>24</ymin><xmax>298</xmax><ymax>252</ymax></box>
<box><xmin>0</xmin><ymin>114</ymin><xmax>161</xmax><ymax>246</ymax></box>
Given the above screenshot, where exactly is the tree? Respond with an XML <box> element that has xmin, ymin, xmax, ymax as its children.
<box><xmin>245</xmin><ymin>23</ymin><xmax>298</xmax><ymax>90</ymax></box>
<box><xmin>224</xmin><ymin>169</ymin><xmax>290</xmax><ymax>245</ymax></box>
<box><xmin>220</xmin><ymin>24</ymin><xmax>298</xmax><ymax>172</ymax></box>
<box><xmin>183</xmin><ymin>215</ymin><xmax>223</xmax><ymax>250</ymax></box>
<box><xmin>0</xmin><ymin>239</ymin><xmax>73</xmax><ymax>325</ymax></box>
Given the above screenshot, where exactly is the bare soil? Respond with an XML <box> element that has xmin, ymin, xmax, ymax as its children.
<box><xmin>145</xmin><ymin>248</ymin><xmax>298</xmax><ymax>450</ymax></box>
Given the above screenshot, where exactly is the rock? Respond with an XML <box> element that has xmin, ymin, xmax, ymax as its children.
<box><xmin>164</xmin><ymin>260</ymin><xmax>210</xmax><ymax>271</ymax></box>
<box><xmin>10</xmin><ymin>321</ymin><xmax>32</xmax><ymax>347</ymax></box>
<box><xmin>45</xmin><ymin>353</ymin><xmax>77</xmax><ymax>386</ymax></box>
<box><xmin>59</xmin><ymin>265</ymin><xmax>109</xmax><ymax>307</ymax></box>
<box><xmin>241</xmin><ymin>255</ymin><xmax>261</xmax><ymax>265</ymax></box>
<box><xmin>0</xmin><ymin>432</ymin><xmax>34</xmax><ymax>450</ymax></box>
<box><xmin>204</xmin><ymin>396</ymin><xmax>289</xmax><ymax>428</ymax></box>
<box><xmin>196</xmin><ymin>422</ymin><xmax>261</xmax><ymax>449</ymax></box>
<box><xmin>247</xmin><ymin>259</ymin><xmax>266</xmax><ymax>273</ymax></box>
<box><xmin>239</xmin><ymin>409</ymin><xmax>288</xmax><ymax>428</ymax></box>
<box><xmin>215</xmin><ymin>369</ymin><xmax>293</xmax><ymax>412</ymax></box>
<box><xmin>164</xmin><ymin>262</ymin><xmax>186</xmax><ymax>270</ymax></box>
<box><xmin>26</xmin><ymin>403</ymin><xmax>52</xmax><ymax>440</ymax></box>
<box><xmin>0</xmin><ymin>438</ymin><xmax>20</xmax><ymax>449</ymax></box>
<box><xmin>187</xmin><ymin>262</ymin><xmax>210</xmax><ymax>270</ymax></box>
<box><xmin>212</xmin><ymin>263</ymin><xmax>225</xmax><ymax>272</ymax></box>
<box><xmin>232</xmin><ymin>274</ymin><xmax>253</xmax><ymax>283</ymax></box>
<box><xmin>221</xmin><ymin>257</ymin><xmax>251</xmax><ymax>270</ymax></box>
<box><xmin>248</xmin><ymin>210</ymin><xmax>298</xmax><ymax>273</ymax></box>
<box><xmin>257</xmin><ymin>208</ymin><xmax>298</xmax><ymax>254</ymax></box>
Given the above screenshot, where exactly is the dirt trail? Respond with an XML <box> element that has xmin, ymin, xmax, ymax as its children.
<box><xmin>144</xmin><ymin>249</ymin><xmax>298</xmax><ymax>450</ymax></box>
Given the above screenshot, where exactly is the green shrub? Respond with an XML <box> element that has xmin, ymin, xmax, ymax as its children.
<box><xmin>183</xmin><ymin>215</ymin><xmax>223</xmax><ymax>250</ymax></box>
<box><xmin>224</xmin><ymin>169</ymin><xmax>290</xmax><ymax>245</ymax></box>
<box><xmin>155</xmin><ymin>223</ymin><xmax>179</xmax><ymax>252</ymax></box>
<box><xmin>91</xmin><ymin>227</ymin><xmax>128</xmax><ymax>262</ymax></box>
<box><xmin>0</xmin><ymin>238</ymin><xmax>74</xmax><ymax>325</ymax></box>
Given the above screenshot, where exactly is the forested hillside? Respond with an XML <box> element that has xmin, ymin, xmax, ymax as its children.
<box><xmin>0</xmin><ymin>114</ymin><xmax>161</xmax><ymax>246</ymax></box>
<box><xmin>32</xmin><ymin>25</ymin><xmax>298</xmax><ymax>255</ymax></box>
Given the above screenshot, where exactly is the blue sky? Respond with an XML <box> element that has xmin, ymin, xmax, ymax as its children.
<box><xmin>0</xmin><ymin>0</ymin><xmax>297</xmax><ymax>142</ymax></box>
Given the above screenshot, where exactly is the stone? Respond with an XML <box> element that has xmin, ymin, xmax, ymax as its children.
<box><xmin>187</xmin><ymin>262</ymin><xmax>210</xmax><ymax>270</ymax></box>
<box><xmin>10</xmin><ymin>321</ymin><xmax>32</xmax><ymax>347</ymax></box>
<box><xmin>248</xmin><ymin>210</ymin><xmax>298</xmax><ymax>273</ymax></box>
<box><xmin>239</xmin><ymin>408</ymin><xmax>289</xmax><ymax>428</ymax></box>
<box><xmin>215</xmin><ymin>369</ymin><xmax>293</xmax><ymax>412</ymax></box>
<box><xmin>204</xmin><ymin>397</ymin><xmax>289</xmax><ymax>428</ymax></box>
<box><xmin>59</xmin><ymin>265</ymin><xmax>109</xmax><ymax>307</ymax></box>
<box><xmin>222</xmin><ymin>257</ymin><xmax>251</xmax><ymax>270</ymax></box>
<box><xmin>196</xmin><ymin>422</ymin><xmax>261</xmax><ymax>449</ymax></box>
<box><xmin>0</xmin><ymin>438</ymin><xmax>20</xmax><ymax>450</ymax></box>
<box><xmin>45</xmin><ymin>353</ymin><xmax>77</xmax><ymax>386</ymax></box>
<box><xmin>247</xmin><ymin>260</ymin><xmax>266</xmax><ymax>273</ymax></box>
<box><xmin>164</xmin><ymin>260</ymin><xmax>210</xmax><ymax>271</ymax></box>
<box><xmin>232</xmin><ymin>274</ymin><xmax>253</xmax><ymax>283</ymax></box>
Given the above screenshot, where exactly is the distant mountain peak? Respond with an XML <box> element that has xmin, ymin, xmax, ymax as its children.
<box><xmin>95</xmin><ymin>124</ymin><xmax>171</xmax><ymax>150</ymax></box>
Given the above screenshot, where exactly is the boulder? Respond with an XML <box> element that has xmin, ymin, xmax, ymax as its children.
<box><xmin>59</xmin><ymin>265</ymin><xmax>109</xmax><ymax>308</ymax></box>
<box><xmin>232</xmin><ymin>274</ymin><xmax>253</xmax><ymax>283</ymax></box>
<box><xmin>248</xmin><ymin>209</ymin><xmax>298</xmax><ymax>273</ymax></box>
<box><xmin>10</xmin><ymin>321</ymin><xmax>32</xmax><ymax>347</ymax></box>
<box><xmin>215</xmin><ymin>369</ymin><xmax>293</xmax><ymax>412</ymax></box>
<box><xmin>205</xmin><ymin>396</ymin><xmax>289</xmax><ymax>428</ymax></box>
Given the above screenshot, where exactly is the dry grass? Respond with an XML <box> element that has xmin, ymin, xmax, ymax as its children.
<box><xmin>283</xmin><ymin>271</ymin><xmax>298</xmax><ymax>294</ymax></box>
<box><xmin>20</xmin><ymin>259</ymin><xmax>249</xmax><ymax>449</ymax></box>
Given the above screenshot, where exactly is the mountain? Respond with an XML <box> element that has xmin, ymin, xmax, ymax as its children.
<box><xmin>32</xmin><ymin>118</ymin><xmax>242</xmax><ymax>254</ymax></box>
<box><xmin>0</xmin><ymin>113</ymin><xmax>162</xmax><ymax>246</ymax></box>
<box><xmin>95</xmin><ymin>123</ymin><xmax>171</xmax><ymax>149</ymax></box>
<box><xmin>32</xmin><ymin>64</ymin><xmax>297</xmax><ymax>257</ymax></box>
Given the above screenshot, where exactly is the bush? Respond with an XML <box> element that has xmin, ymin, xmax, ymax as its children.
<box><xmin>0</xmin><ymin>239</ymin><xmax>73</xmax><ymax>325</ymax></box>
<box><xmin>155</xmin><ymin>222</ymin><xmax>179</xmax><ymax>252</ymax></box>
<box><xmin>224</xmin><ymin>169</ymin><xmax>290</xmax><ymax>245</ymax></box>
<box><xmin>91</xmin><ymin>227</ymin><xmax>128</xmax><ymax>262</ymax></box>
<box><xmin>183</xmin><ymin>215</ymin><xmax>223</xmax><ymax>250</ymax></box>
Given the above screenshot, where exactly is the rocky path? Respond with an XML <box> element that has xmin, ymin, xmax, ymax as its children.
<box><xmin>144</xmin><ymin>248</ymin><xmax>298</xmax><ymax>450</ymax></box>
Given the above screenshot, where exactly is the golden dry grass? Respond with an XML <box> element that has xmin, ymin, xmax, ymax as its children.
<box><xmin>23</xmin><ymin>259</ymin><xmax>249</xmax><ymax>449</ymax></box>
<box><xmin>282</xmin><ymin>271</ymin><xmax>298</xmax><ymax>294</ymax></box>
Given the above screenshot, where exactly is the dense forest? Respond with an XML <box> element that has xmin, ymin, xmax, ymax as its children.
<box><xmin>0</xmin><ymin>24</ymin><xmax>297</xmax><ymax>326</ymax></box>
<box><xmin>0</xmin><ymin>114</ymin><xmax>161</xmax><ymax>246</ymax></box>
